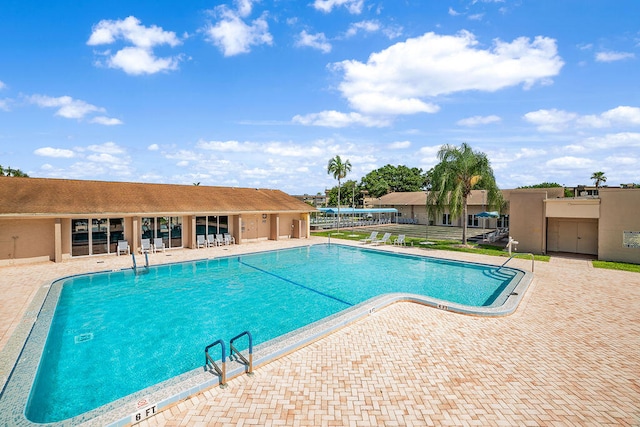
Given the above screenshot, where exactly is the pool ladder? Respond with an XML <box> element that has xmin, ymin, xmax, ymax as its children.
<box><xmin>205</xmin><ymin>331</ymin><xmax>253</xmax><ymax>388</ymax></box>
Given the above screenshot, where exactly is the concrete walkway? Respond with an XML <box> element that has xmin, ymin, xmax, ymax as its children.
<box><xmin>1</xmin><ymin>238</ymin><xmax>639</xmax><ymax>426</ymax></box>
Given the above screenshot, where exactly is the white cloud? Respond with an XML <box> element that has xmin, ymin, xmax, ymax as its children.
<box><xmin>595</xmin><ymin>51</ymin><xmax>635</xmax><ymax>62</ymax></box>
<box><xmin>457</xmin><ymin>115</ymin><xmax>501</xmax><ymax>126</ymax></box>
<box><xmin>295</xmin><ymin>30</ymin><xmax>331</xmax><ymax>53</ymax></box>
<box><xmin>526</xmin><ymin>106</ymin><xmax>640</xmax><ymax>132</ymax></box>
<box><xmin>197</xmin><ymin>139</ymin><xmax>255</xmax><ymax>152</ymax></box>
<box><xmin>523</xmin><ymin>109</ymin><xmax>577</xmax><ymax>132</ymax></box>
<box><xmin>292</xmin><ymin>110</ymin><xmax>391</xmax><ymax>127</ymax></box>
<box><xmin>87</xmin><ymin>141</ymin><xmax>126</xmax><ymax>154</ymax></box>
<box><xmin>28</xmin><ymin>95</ymin><xmax>105</xmax><ymax>119</ymax></box>
<box><xmin>0</xmin><ymin>98</ymin><xmax>9</xmax><ymax>111</ymax></box>
<box><xmin>204</xmin><ymin>5</ymin><xmax>272</xmax><ymax>56</ymax></box>
<box><xmin>106</xmin><ymin>46</ymin><xmax>181</xmax><ymax>75</ymax></box>
<box><xmin>448</xmin><ymin>7</ymin><xmax>460</xmax><ymax>16</ymax></box>
<box><xmin>388</xmin><ymin>140</ymin><xmax>411</xmax><ymax>149</ymax></box>
<box><xmin>0</xmin><ymin>80</ymin><xmax>5</xmax><ymax>90</ymax></box>
<box><xmin>313</xmin><ymin>0</ymin><xmax>364</xmax><ymax>14</ymax></box>
<box><xmin>148</xmin><ymin>144</ymin><xmax>160</xmax><ymax>151</ymax></box>
<box><xmin>333</xmin><ymin>31</ymin><xmax>563</xmax><ymax>116</ymax></box>
<box><xmin>87</xmin><ymin>16</ymin><xmax>183</xmax><ymax>75</ymax></box>
<box><xmin>345</xmin><ymin>20</ymin><xmax>380</xmax><ymax>38</ymax></box>
<box><xmin>34</xmin><ymin>147</ymin><xmax>76</xmax><ymax>158</ymax></box>
<box><xmin>90</xmin><ymin>116</ymin><xmax>123</xmax><ymax>125</ymax></box>
<box><xmin>86</xmin><ymin>153</ymin><xmax>121</xmax><ymax>163</ymax></box>
<box><xmin>546</xmin><ymin>156</ymin><xmax>594</xmax><ymax>169</ymax></box>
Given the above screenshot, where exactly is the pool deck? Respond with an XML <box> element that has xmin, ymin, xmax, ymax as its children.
<box><xmin>1</xmin><ymin>237</ymin><xmax>639</xmax><ymax>426</ymax></box>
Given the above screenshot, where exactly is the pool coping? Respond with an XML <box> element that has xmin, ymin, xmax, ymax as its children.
<box><xmin>0</xmin><ymin>243</ymin><xmax>532</xmax><ymax>426</ymax></box>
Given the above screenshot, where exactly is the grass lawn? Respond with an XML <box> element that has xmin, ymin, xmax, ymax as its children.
<box><xmin>592</xmin><ymin>260</ymin><xmax>640</xmax><ymax>273</ymax></box>
<box><xmin>312</xmin><ymin>230</ymin><xmax>550</xmax><ymax>262</ymax></box>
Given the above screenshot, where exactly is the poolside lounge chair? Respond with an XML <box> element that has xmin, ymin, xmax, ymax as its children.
<box><xmin>196</xmin><ymin>235</ymin><xmax>207</xmax><ymax>249</ymax></box>
<box><xmin>117</xmin><ymin>240</ymin><xmax>130</xmax><ymax>256</ymax></box>
<box><xmin>140</xmin><ymin>238</ymin><xmax>152</xmax><ymax>254</ymax></box>
<box><xmin>393</xmin><ymin>234</ymin><xmax>406</xmax><ymax>246</ymax></box>
<box><xmin>215</xmin><ymin>234</ymin><xmax>225</xmax><ymax>246</ymax></box>
<box><xmin>372</xmin><ymin>232</ymin><xmax>392</xmax><ymax>246</ymax></box>
<box><xmin>153</xmin><ymin>237</ymin><xmax>165</xmax><ymax>253</ymax></box>
<box><xmin>206</xmin><ymin>234</ymin><xmax>217</xmax><ymax>247</ymax></box>
<box><xmin>224</xmin><ymin>233</ymin><xmax>235</xmax><ymax>245</ymax></box>
<box><xmin>360</xmin><ymin>231</ymin><xmax>378</xmax><ymax>244</ymax></box>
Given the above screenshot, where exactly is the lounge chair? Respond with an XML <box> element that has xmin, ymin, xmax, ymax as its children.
<box><xmin>360</xmin><ymin>231</ymin><xmax>378</xmax><ymax>244</ymax></box>
<box><xmin>117</xmin><ymin>240</ymin><xmax>130</xmax><ymax>256</ymax></box>
<box><xmin>153</xmin><ymin>237</ymin><xmax>165</xmax><ymax>253</ymax></box>
<box><xmin>224</xmin><ymin>233</ymin><xmax>236</xmax><ymax>245</ymax></box>
<box><xmin>393</xmin><ymin>234</ymin><xmax>406</xmax><ymax>246</ymax></box>
<box><xmin>140</xmin><ymin>238</ymin><xmax>152</xmax><ymax>254</ymax></box>
<box><xmin>206</xmin><ymin>234</ymin><xmax>217</xmax><ymax>247</ymax></box>
<box><xmin>215</xmin><ymin>234</ymin><xmax>225</xmax><ymax>246</ymax></box>
<box><xmin>372</xmin><ymin>232</ymin><xmax>392</xmax><ymax>246</ymax></box>
<box><xmin>196</xmin><ymin>235</ymin><xmax>207</xmax><ymax>248</ymax></box>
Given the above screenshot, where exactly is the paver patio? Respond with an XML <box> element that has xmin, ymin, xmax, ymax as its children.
<box><xmin>1</xmin><ymin>237</ymin><xmax>639</xmax><ymax>426</ymax></box>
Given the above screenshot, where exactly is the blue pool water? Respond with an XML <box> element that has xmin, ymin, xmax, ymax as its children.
<box><xmin>26</xmin><ymin>244</ymin><xmax>522</xmax><ymax>423</ymax></box>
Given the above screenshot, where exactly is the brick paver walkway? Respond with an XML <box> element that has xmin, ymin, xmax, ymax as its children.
<box><xmin>1</xmin><ymin>238</ymin><xmax>639</xmax><ymax>426</ymax></box>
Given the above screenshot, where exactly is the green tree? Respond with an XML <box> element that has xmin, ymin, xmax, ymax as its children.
<box><xmin>326</xmin><ymin>180</ymin><xmax>360</xmax><ymax>207</ymax></box>
<box><xmin>327</xmin><ymin>155</ymin><xmax>352</xmax><ymax>229</ymax></box>
<box><xmin>516</xmin><ymin>182</ymin><xmax>563</xmax><ymax>188</ymax></box>
<box><xmin>360</xmin><ymin>164</ymin><xmax>427</xmax><ymax>198</ymax></box>
<box><xmin>426</xmin><ymin>143</ymin><xmax>503</xmax><ymax>245</ymax></box>
<box><xmin>0</xmin><ymin>165</ymin><xmax>29</xmax><ymax>177</ymax></box>
<box><xmin>591</xmin><ymin>171</ymin><xmax>606</xmax><ymax>188</ymax></box>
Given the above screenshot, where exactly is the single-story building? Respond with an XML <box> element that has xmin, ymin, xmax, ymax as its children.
<box><xmin>378</xmin><ymin>188</ymin><xmax>640</xmax><ymax>263</ymax></box>
<box><xmin>0</xmin><ymin>177</ymin><xmax>314</xmax><ymax>266</ymax></box>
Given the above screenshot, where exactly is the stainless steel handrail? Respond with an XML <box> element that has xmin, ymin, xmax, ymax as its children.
<box><xmin>500</xmin><ymin>252</ymin><xmax>535</xmax><ymax>272</ymax></box>
<box><xmin>229</xmin><ymin>331</ymin><xmax>253</xmax><ymax>375</ymax></box>
<box><xmin>205</xmin><ymin>339</ymin><xmax>227</xmax><ymax>387</ymax></box>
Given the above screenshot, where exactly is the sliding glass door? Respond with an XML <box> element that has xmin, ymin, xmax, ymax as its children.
<box><xmin>71</xmin><ymin>218</ymin><xmax>125</xmax><ymax>257</ymax></box>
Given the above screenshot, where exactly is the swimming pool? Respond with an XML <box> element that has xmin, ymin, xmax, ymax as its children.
<box><xmin>2</xmin><ymin>243</ymin><xmax>530</xmax><ymax>426</ymax></box>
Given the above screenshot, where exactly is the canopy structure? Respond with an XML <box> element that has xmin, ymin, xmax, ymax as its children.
<box><xmin>475</xmin><ymin>211</ymin><xmax>500</xmax><ymax>218</ymax></box>
<box><xmin>317</xmin><ymin>207</ymin><xmax>398</xmax><ymax>215</ymax></box>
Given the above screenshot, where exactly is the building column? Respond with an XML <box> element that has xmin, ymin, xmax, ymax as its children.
<box><xmin>54</xmin><ymin>218</ymin><xmax>62</xmax><ymax>263</ymax></box>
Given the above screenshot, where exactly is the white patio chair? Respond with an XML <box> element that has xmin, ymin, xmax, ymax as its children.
<box><xmin>140</xmin><ymin>238</ymin><xmax>152</xmax><ymax>254</ymax></box>
<box><xmin>117</xmin><ymin>240</ymin><xmax>130</xmax><ymax>256</ymax></box>
<box><xmin>153</xmin><ymin>237</ymin><xmax>165</xmax><ymax>253</ymax></box>
<box><xmin>372</xmin><ymin>232</ymin><xmax>392</xmax><ymax>246</ymax></box>
<box><xmin>196</xmin><ymin>235</ymin><xmax>207</xmax><ymax>248</ymax></box>
<box><xmin>360</xmin><ymin>231</ymin><xmax>378</xmax><ymax>244</ymax></box>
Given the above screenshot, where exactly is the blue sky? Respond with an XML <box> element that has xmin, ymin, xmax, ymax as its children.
<box><xmin>1</xmin><ymin>0</ymin><xmax>639</xmax><ymax>194</ymax></box>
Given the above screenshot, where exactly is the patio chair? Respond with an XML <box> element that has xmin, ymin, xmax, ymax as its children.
<box><xmin>393</xmin><ymin>234</ymin><xmax>406</xmax><ymax>246</ymax></box>
<box><xmin>372</xmin><ymin>232</ymin><xmax>392</xmax><ymax>246</ymax></box>
<box><xmin>140</xmin><ymin>238</ymin><xmax>152</xmax><ymax>254</ymax></box>
<box><xmin>116</xmin><ymin>240</ymin><xmax>130</xmax><ymax>256</ymax></box>
<box><xmin>224</xmin><ymin>233</ymin><xmax>236</xmax><ymax>245</ymax></box>
<box><xmin>215</xmin><ymin>234</ymin><xmax>225</xmax><ymax>246</ymax></box>
<box><xmin>360</xmin><ymin>231</ymin><xmax>378</xmax><ymax>244</ymax></box>
<box><xmin>196</xmin><ymin>235</ymin><xmax>207</xmax><ymax>248</ymax></box>
<box><xmin>206</xmin><ymin>234</ymin><xmax>216</xmax><ymax>247</ymax></box>
<box><xmin>153</xmin><ymin>237</ymin><xmax>165</xmax><ymax>253</ymax></box>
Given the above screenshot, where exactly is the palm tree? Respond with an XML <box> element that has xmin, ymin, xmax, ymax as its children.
<box><xmin>426</xmin><ymin>143</ymin><xmax>503</xmax><ymax>245</ymax></box>
<box><xmin>591</xmin><ymin>171</ymin><xmax>606</xmax><ymax>189</ymax></box>
<box><xmin>327</xmin><ymin>155</ymin><xmax>352</xmax><ymax>230</ymax></box>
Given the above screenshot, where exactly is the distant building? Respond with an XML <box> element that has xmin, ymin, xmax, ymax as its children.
<box><xmin>377</xmin><ymin>188</ymin><xmax>640</xmax><ymax>263</ymax></box>
<box><xmin>292</xmin><ymin>193</ymin><xmax>327</xmax><ymax>208</ymax></box>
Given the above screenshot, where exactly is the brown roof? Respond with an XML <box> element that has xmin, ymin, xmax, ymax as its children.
<box><xmin>380</xmin><ymin>190</ymin><xmax>498</xmax><ymax>206</ymax></box>
<box><xmin>0</xmin><ymin>177</ymin><xmax>315</xmax><ymax>217</ymax></box>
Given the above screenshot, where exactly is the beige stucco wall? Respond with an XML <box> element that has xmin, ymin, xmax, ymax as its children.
<box><xmin>545</xmin><ymin>198</ymin><xmax>600</xmax><ymax>219</ymax></box>
<box><xmin>509</xmin><ymin>191</ymin><xmax>547</xmax><ymax>254</ymax></box>
<box><xmin>598</xmin><ymin>188</ymin><xmax>640</xmax><ymax>263</ymax></box>
<box><xmin>0</xmin><ymin>218</ymin><xmax>56</xmax><ymax>263</ymax></box>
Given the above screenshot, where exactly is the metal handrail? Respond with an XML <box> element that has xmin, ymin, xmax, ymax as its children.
<box><xmin>205</xmin><ymin>339</ymin><xmax>227</xmax><ymax>387</ymax></box>
<box><xmin>131</xmin><ymin>253</ymin><xmax>137</xmax><ymax>269</ymax></box>
<box><xmin>230</xmin><ymin>331</ymin><xmax>254</xmax><ymax>375</ymax></box>
<box><xmin>500</xmin><ymin>252</ymin><xmax>535</xmax><ymax>272</ymax></box>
